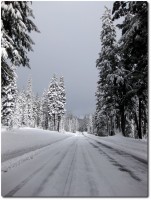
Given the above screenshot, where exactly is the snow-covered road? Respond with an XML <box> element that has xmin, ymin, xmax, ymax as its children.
<box><xmin>2</xmin><ymin>131</ymin><xmax>148</xmax><ymax>197</ymax></box>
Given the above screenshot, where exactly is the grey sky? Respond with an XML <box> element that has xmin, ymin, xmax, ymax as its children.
<box><xmin>17</xmin><ymin>1</ymin><xmax>114</xmax><ymax>117</ymax></box>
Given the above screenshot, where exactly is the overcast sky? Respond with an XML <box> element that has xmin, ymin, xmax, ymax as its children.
<box><xmin>17</xmin><ymin>1</ymin><xmax>114</xmax><ymax>117</ymax></box>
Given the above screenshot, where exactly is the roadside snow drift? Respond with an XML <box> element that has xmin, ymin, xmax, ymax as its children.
<box><xmin>2</xmin><ymin>127</ymin><xmax>73</xmax><ymax>159</ymax></box>
<box><xmin>84</xmin><ymin>133</ymin><xmax>148</xmax><ymax>163</ymax></box>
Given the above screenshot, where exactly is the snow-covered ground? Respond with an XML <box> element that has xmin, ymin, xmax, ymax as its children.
<box><xmin>1</xmin><ymin>127</ymin><xmax>73</xmax><ymax>162</ymax></box>
<box><xmin>1</xmin><ymin>128</ymin><xmax>148</xmax><ymax>197</ymax></box>
<box><xmin>84</xmin><ymin>132</ymin><xmax>148</xmax><ymax>163</ymax></box>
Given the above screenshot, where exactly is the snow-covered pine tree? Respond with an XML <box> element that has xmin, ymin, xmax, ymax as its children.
<box><xmin>73</xmin><ymin>116</ymin><xmax>79</xmax><ymax>133</ymax></box>
<box><xmin>64</xmin><ymin>113</ymin><xmax>78</xmax><ymax>133</ymax></box>
<box><xmin>1</xmin><ymin>66</ymin><xmax>17</xmax><ymax>128</ymax></box>
<box><xmin>87</xmin><ymin>114</ymin><xmax>94</xmax><ymax>134</ymax></box>
<box><xmin>32</xmin><ymin>94</ymin><xmax>37</xmax><ymax>128</ymax></box>
<box><xmin>33</xmin><ymin>94</ymin><xmax>41</xmax><ymax>128</ymax></box>
<box><xmin>13</xmin><ymin>89</ymin><xmax>27</xmax><ymax>128</ymax></box>
<box><xmin>19</xmin><ymin>89</ymin><xmax>28</xmax><ymax>126</ymax></box>
<box><xmin>64</xmin><ymin>113</ymin><xmax>70</xmax><ymax>132</ymax></box>
<box><xmin>1</xmin><ymin>1</ymin><xmax>39</xmax><ymax>87</ymax></box>
<box><xmin>95</xmin><ymin>7</ymin><xmax>117</xmax><ymax>136</ymax></box>
<box><xmin>25</xmin><ymin>77</ymin><xmax>34</xmax><ymax>127</ymax></box>
<box><xmin>95</xmin><ymin>86</ymin><xmax>106</xmax><ymax>136</ymax></box>
<box><xmin>41</xmin><ymin>89</ymin><xmax>49</xmax><ymax>130</ymax></box>
<box><xmin>75</xmin><ymin>117</ymin><xmax>79</xmax><ymax>133</ymax></box>
<box><xmin>57</xmin><ymin>77</ymin><xmax>66</xmax><ymax>132</ymax></box>
<box><xmin>47</xmin><ymin>75</ymin><xmax>59</xmax><ymax>131</ymax></box>
<box><xmin>60</xmin><ymin>116</ymin><xmax>65</xmax><ymax>132</ymax></box>
<box><xmin>39</xmin><ymin>97</ymin><xmax>43</xmax><ymax>129</ymax></box>
<box><xmin>13</xmin><ymin>90</ymin><xmax>21</xmax><ymax>127</ymax></box>
<box><xmin>112</xmin><ymin>1</ymin><xmax>148</xmax><ymax>138</ymax></box>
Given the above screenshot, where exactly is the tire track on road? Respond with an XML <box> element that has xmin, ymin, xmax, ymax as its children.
<box><xmin>81</xmin><ymin>147</ymin><xmax>99</xmax><ymax>196</ymax></box>
<box><xmin>86</xmin><ymin>138</ymin><xmax>142</xmax><ymax>182</ymax></box>
<box><xmin>62</xmin><ymin>138</ymin><xmax>78</xmax><ymax>196</ymax></box>
<box><xmin>4</xmin><ymin>137</ymin><xmax>75</xmax><ymax>197</ymax></box>
<box><xmin>4</xmin><ymin>151</ymin><xmax>59</xmax><ymax>197</ymax></box>
<box><xmin>31</xmin><ymin>140</ymin><xmax>76</xmax><ymax>197</ymax></box>
<box><xmin>84</xmin><ymin>134</ymin><xmax>148</xmax><ymax>165</ymax></box>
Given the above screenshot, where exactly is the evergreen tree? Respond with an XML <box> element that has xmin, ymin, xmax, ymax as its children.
<box><xmin>1</xmin><ymin>1</ymin><xmax>39</xmax><ymax>87</ymax></box>
<box><xmin>95</xmin><ymin>7</ymin><xmax>117</xmax><ymax>136</ymax></box>
<box><xmin>57</xmin><ymin>77</ymin><xmax>66</xmax><ymax>132</ymax></box>
<box><xmin>33</xmin><ymin>94</ymin><xmax>41</xmax><ymax>127</ymax></box>
<box><xmin>41</xmin><ymin>89</ymin><xmax>49</xmax><ymax>130</ymax></box>
<box><xmin>20</xmin><ymin>89</ymin><xmax>28</xmax><ymax>126</ymax></box>
<box><xmin>32</xmin><ymin>95</ymin><xmax>37</xmax><ymax>128</ymax></box>
<box><xmin>112</xmin><ymin>1</ymin><xmax>148</xmax><ymax>138</ymax></box>
<box><xmin>47</xmin><ymin>75</ymin><xmax>66</xmax><ymax>132</ymax></box>
<box><xmin>13</xmin><ymin>90</ymin><xmax>22</xmax><ymax>127</ymax></box>
<box><xmin>47</xmin><ymin>75</ymin><xmax>59</xmax><ymax>131</ymax></box>
<box><xmin>87</xmin><ymin>114</ymin><xmax>94</xmax><ymax>134</ymax></box>
<box><xmin>13</xmin><ymin>89</ymin><xmax>27</xmax><ymax>128</ymax></box>
<box><xmin>25</xmin><ymin>77</ymin><xmax>34</xmax><ymax>127</ymax></box>
<box><xmin>1</xmin><ymin>67</ymin><xmax>17</xmax><ymax>127</ymax></box>
<box><xmin>64</xmin><ymin>113</ymin><xmax>79</xmax><ymax>133</ymax></box>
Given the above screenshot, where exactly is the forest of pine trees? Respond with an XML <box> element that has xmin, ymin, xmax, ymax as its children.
<box><xmin>1</xmin><ymin>72</ymin><xmax>93</xmax><ymax>133</ymax></box>
<box><xmin>2</xmin><ymin>75</ymin><xmax>67</xmax><ymax>132</ymax></box>
<box><xmin>95</xmin><ymin>2</ymin><xmax>148</xmax><ymax>139</ymax></box>
<box><xmin>1</xmin><ymin>1</ymin><xmax>148</xmax><ymax>138</ymax></box>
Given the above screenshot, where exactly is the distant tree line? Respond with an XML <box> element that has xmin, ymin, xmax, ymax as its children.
<box><xmin>95</xmin><ymin>2</ymin><xmax>148</xmax><ymax>139</ymax></box>
<box><xmin>1</xmin><ymin>75</ymin><xmax>67</xmax><ymax>132</ymax></box>
<box><xmin>1</xmin><ymin>70</ymin><xmax>95</xmax><ymax>134</ymax></box>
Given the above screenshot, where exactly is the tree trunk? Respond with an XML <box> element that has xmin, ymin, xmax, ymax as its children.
<box><xmin>110</xmin><ymin>116</ymin><xmax>112</xmax><ymax>136</ymax></box>
<box><xmin>134</xmin><ymin>112</ymin><xmax>139</xmax><ymax>132</ymax></box>
<box><xmin>110</xmin><ymin>116</ymin><xmax>115</xmax><ymax>136</ymax></box>
<box><xmin>143</xmin><ymin>118</ymin><xmax>146</xmax><ymax>137</ymax></box>
<box><xmin>143</xmin><ymin>108</ymin><xmax>148</xmax><ymax>137</ymax></box>
<box><xmin>138</xmin><ymin>98</ymin><xmax>142</xmax><ymax>139</ymax></box>
<box><xmin>57</xmin><ymin>116</ymin><xmax>61</xmax><ymax>132</ymax></box>
<box><xmin>53</xmin><ymin>114</ymin><xmax>56</xmax><ymax>131</ymax></box>
<box><xmin>116</xmin><ymin>114</ymin><xmax>121</xmax><ymax>132</ymax></box>
<box><xmin>121</xmin><ymin>80</ymin><xmax>127</xmax><ymax>136</ymax></box>
<box><xmin>106</xmin><ymin>114</ymin><xmax>109</xmax><ymax>135</ymax></box>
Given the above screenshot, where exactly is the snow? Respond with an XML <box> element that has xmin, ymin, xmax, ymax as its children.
<box><xmin>84</xmin><ymin>133</ymin><xmax>147</xmax><ymax>163</ymax></box>
<box><xmin>1</xmin><ymin>47</ymin><xmax>8</xmax><ymax>59</ymax></box>
<box><xmin>1</xmin><ymin>2</ymin><xmax>8</xmax><ymax>10</ymax></box>
<box><xmin>16</xmin><ymin>10</ymin><xmax>22</xmax><ymax>20</ymax></box>
<box><xmin>19</xmin><ymin>19</ymin><xmax>27</xmax><ymax>30</ymax></box>
<box><xmin>1</xmin><ymin>127</ymin><xmax>73</xmax><ymax>163</ymax></box>
<box><xmin>1</xmin><ymin>128</ymin><xmax>148</xmax><ymax>197</ymax></box>
<box><xmin>13</xmin><ymin>49</ymin><xmax>22</xmax><ymax>61</ymax></box>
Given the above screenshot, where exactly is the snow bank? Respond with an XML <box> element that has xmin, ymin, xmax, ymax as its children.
<box><xmin>1</xmin><ymin>127</ymin><xmax>73</xmax><ymax>162</ymax></box>
<box><xmin>84</xmin><ymin>133</ymin><xmax>148</xmax><ymax>163</ymax></box>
